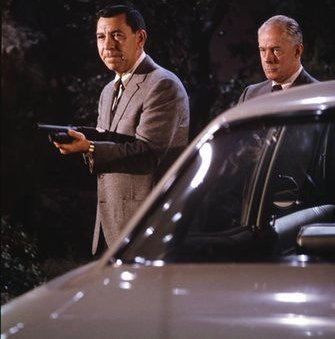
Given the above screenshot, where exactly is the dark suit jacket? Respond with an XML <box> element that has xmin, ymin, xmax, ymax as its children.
<box><xmin>91</xmin><ymin>55</ymin><xmax>190</xmax><ymax>254</ymax></box>
<box><xmin>238</xmin><ymin>69</ymin><xmax>318</xmax><ymax>103</ymax></box>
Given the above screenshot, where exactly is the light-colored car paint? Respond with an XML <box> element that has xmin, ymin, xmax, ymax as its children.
<box><xmin>2</xmin><ymin>81</ymin><xmax>335</xmax><ymax>339</ymax></box>
<box><xmin>3</xmin><ymin>262</ymin><xmax>335</xmax><ymax>338</ymax></box>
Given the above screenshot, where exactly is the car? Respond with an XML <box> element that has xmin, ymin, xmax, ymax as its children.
<box><xmin>2</xmin><ymin>80</ymin><xmax>335</xmax><ymax>339</ymax></box>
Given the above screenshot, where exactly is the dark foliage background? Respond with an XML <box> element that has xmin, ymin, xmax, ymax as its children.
<box><xmin>2</xmin><ymin>0</ymin><xmax>335</xmax><ymax>303</ymax></box>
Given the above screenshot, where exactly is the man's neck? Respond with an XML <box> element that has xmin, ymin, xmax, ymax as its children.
<box><xmin>273</xmin><ymin>64</ymin><xmax>303</xmax><ymax>89</ymax></box>
<box><xmin>116</xmin><ymin>51</ymin><xmax>146</xmax><ymax>77</ymax></box>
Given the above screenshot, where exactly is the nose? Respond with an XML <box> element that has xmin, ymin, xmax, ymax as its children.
<box><xmin>263</xmin><ymin>49</ymin><xmax>275</xmax><ymax>63</ymax></box>
<box><xmin>104</xmin><ymin>35</ymin><xmax>116</xmax><ymax>50</ymax></box>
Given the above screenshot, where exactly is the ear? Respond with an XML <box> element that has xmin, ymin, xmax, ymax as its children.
<box><xmin>295</xmin><ymin>44</ymin><xmax>304</xmax><ymax>58</ymax></box>
<box><xmin>136</xmin><ymin>29</ymin><xmax>147</xmax><ymax>48</ymax></box>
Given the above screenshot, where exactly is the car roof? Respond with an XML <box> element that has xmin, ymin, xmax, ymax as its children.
<box><xmin>188</xmin><ymin>80</ymin><xmax>335</xmax><ymax>167</ymax></box>
<box><xmin>222</xmin><ymin>80</ymin><xmax>335</xmax><ymax>123</ymax></box>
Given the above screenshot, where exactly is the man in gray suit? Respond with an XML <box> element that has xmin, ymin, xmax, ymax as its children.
<box><xmin>239</xmin><ymin>15</ymin><xmax>318</xmax><ymax>103</ymax></box>
<box><xmin>54</xmin><ymin>3</ymin><xmax>190</xmax><ymax>254</ymax></box>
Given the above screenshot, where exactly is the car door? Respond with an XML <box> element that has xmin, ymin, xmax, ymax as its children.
<box><xmin>115</xmin><ymin>113</ymin><xmax>334</xmax><ymax>263</ymax></box>
<box><xmin>115</xmin><ymin>122</ymin><xmax>277</xmax><ymax>263</ymax></box>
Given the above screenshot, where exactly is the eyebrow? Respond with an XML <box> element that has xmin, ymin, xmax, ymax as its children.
<box><xmin>258</xmin><ymin>45</ymin><xmax>281</xmax><ymax>49</ymax></box>
<box><xmin>99</xmin><ymin>28</ymin><xmax>126</xmax><ymax>34</ymax></box>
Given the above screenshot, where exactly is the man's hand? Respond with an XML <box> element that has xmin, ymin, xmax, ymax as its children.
<box><xmin>53</xmin><ymin>129</ymin><xmax>90</xmax><ymax>154</ymax></box>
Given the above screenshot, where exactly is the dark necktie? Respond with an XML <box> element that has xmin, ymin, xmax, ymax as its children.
<box><xmin>111</xmin><ymin>79</ymin><xmax>124</xmax><ymax>113</ymax></box>
<box><xmin>109</xmin><ymin>79</ymin><xmax>124</xmax><ymax>130</ymax></box>
<box><xmin>271</xmin><ymin>84</ymin><xmax>283</xmax><ymax>92</ymax></box>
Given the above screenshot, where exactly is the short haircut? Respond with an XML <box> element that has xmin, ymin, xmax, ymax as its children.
<box><xmin>258</xmin><ymin>15</ymin><xmax>303</xmax><ymax>45</ymax></box>
<box><xmin>96</xmin><ymin>3</ymin><xmax>146</xmax><ymax>32</ymax></box>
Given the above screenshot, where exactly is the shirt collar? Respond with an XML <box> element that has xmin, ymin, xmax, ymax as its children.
<box><xmin>272</xmin><ymin>65</ymin><xmax>303</xmax><ymax>90</ymax></box>
<box><xmin>114</xmin><ymin>52</ymin><xmax>146</xmax><ymax>88</ymax></box>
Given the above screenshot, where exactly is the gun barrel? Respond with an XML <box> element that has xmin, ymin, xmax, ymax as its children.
<box><xmin>37</xmin><ymin>123</ymin><xmax>135</xmax><ymax>144</ymax></box>
<box><xmin>37</xmin><ymin>123</ymin><xmax>78</xmax><ymax>132</ymax></box>
<box><xmin>36</xmin><ymin>123</ymin><xmax>79</xmax><ymax>143</ymax></box>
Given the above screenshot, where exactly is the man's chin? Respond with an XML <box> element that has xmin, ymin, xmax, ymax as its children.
<box><xmin>264</xmin><ymin>70</ymin><xmax>279</xmax><ymax>81</ymax></box>
<box><xmin>104</xmin><ymin>61</ymin><xmax>120</xmax><ymax>72</ymax></box>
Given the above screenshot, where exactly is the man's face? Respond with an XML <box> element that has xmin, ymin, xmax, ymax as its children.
<box><xmin>96</xmin><ymin>14</ymin><xmax>146</xmax><ymax>74</ymax></box>
<box><xmin>258</xmin><ymin>24</ymin><xmax>303</xmax><ymax>83</ymax></box>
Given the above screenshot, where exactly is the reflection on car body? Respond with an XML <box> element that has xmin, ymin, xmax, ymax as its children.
<box><xmin>116</xmin><ymin>111</ymin><xmax>334</xmax><ymax>264</ymax></box>
<box><xmin>2</xmin><ymin>81</ymin><xmax>335</xmax><ymax>339</ymax></box>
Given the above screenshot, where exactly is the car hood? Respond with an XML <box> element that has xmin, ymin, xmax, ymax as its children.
<box><xmin>2</xmin><ymin>261</ymin><xmax>335</xmax><ymax>338</ymax></box>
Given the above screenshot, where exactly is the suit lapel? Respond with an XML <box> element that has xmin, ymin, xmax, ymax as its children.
<box><xmin>292</xmin><ymin>69</ymin><xmax>312</xmax><ymax>87</ymax></box>
<box><xmin>97</xmin><ymin>81</ymin><xmax>118</xmax><ymax>130</ymax></box>
<box><xmin>110</xmin><ymin>74</ymin><xmax>146</xmax><ymax>131</ymax></box>
<box><xmin>110</xmin><ymin>56</ymin><xmax>157</xmax><ymax>132</ymax></box>
<box><xmin>264</xmin><ymin>81</ymin><xmax>272</xmax><ymax>94</ymax></box>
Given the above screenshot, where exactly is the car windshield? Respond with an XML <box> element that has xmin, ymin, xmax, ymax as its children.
<box><xmin>114</xmin><ymin>116</ymin><xmax>334</xmax><ymax>264</ymax></box>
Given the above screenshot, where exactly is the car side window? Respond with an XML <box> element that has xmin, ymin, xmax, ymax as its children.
<box><xmin>261</xmin><ymin>121</ymin><xmax>334</xmax><ymax>221</ymax></box>
<box><xmin>116</xmin><ymin>118</ymin><xmax>334</xmax><ymax>264</ymax></box>
<box><xmin>259</xmin><ymin>120</ymin><xmax>335</xmax><ymax>253</ymax></box>
<box><xmin>117</xmin><ymin>125</ymin><xmax>273</xmax><ymax>263</ymax></box>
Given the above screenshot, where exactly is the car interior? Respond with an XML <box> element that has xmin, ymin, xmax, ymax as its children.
<box><xmin>260</xmin><ymin>118</ymin><xmax>335</xmax><ymax>257</ymax></box>
<box><xmin>171</xmin><ymin>117</ymin><xmax>335</xmax><ymax>262</ymax></box>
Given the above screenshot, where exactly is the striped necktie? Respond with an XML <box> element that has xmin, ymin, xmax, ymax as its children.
<box><xmin>111</xmin><ymin>79</ymin><xmax>124</xmax><ymax>112</ymax></box>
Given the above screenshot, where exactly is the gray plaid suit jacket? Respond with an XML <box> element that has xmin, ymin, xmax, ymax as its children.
<box><xmin>90</xmin><ymin>55</ymin><xmax>189</xmax><ymax>254</ymax></box>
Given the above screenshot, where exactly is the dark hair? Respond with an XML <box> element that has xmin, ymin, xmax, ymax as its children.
<box><xmin>96</xmin><ymin>3</ymin><xmax>146</xmax><ymax>32</ymax></box>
